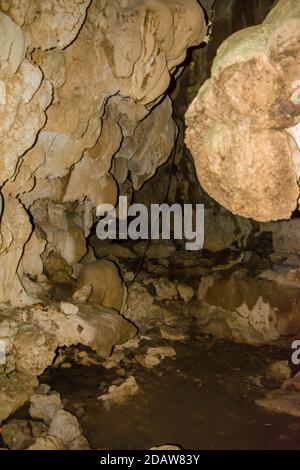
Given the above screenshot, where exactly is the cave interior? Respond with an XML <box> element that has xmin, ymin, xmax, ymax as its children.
<box><xmin>1</xmin><ymin>0</ymin><xmax>300</xmax><ymax>452</ymax></box>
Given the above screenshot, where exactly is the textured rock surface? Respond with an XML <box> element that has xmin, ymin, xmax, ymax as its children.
<box><xmin>2</xmin><ymin>384</ymin><xmax>89</xmax><ymax>449</ymax></box>
<box><xmin>186</xmin><ymin>0</ymin><xmax>300</xmax><ymax>222</ymax></box>
<box><xmin>196</xmin><ymin>267</ymin><xmax>300</xmax><ymax>344</ymax></box>
<box><xmin>48</xmin><ymin>410</ymin><xmax>81</xmax><ymax>443</ymax></box>
<box><xmin>0</xmin><ymin>371</ymin><xmax>38</xmax><ymax>423</ymax></box>
<box><xmin>74</xmin><ymin>260</ymin><xmax>126</xmax><ymax>312</ymax></box>
<box><xmin>29</xmin><ymin>392</ymin><xmax>63</xmax><ymax>425</ymax></box>
<box><xmin>97</xmin><ymin>376</ymin><xmax>139</xmax><ymax>405</ymax></box>
<box><xmin>0</xmin><ymin>0</ymin><xmax>206</xmax><ymax>305</ymax></box>
<box><xmin>0</xmin><ymin>303</ymin><xmax>137</xmax><ymax>422</ymax></box>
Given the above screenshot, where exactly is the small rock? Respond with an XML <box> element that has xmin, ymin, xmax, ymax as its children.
<box><xmin>135</xmin><ymin>345</ymin><xmax>176</xmax><ymax>369</ymax></box>
<box><xmin>176</xmin><ymin>283</ymin><xmax>194</xmax><ymax>302</ymax></box>
<box><xmin>147</xmin><ymin>346</ymin><xmax>176</xmax><ymax>359</ymax></box>
<box><xmin>103</xmin><ymin>351</ymin><xmax>125</xmax><ymax>369</ymax></box>
<box><xmin>75</xmin><ymin>350</ymin><xmax>100</xmax><ymax>366</ymax></box>
<box><xmin>97</xmin><ymin>376</ymin><xmax>139</xmax><ymax>404</ymax></box>
<box><xmin>123</xmin><ymin>271</ymin><xmax>135</xmax><ymax>283</ymax></box>
<box><xmin>52</xmin><ymin>353</ymin><xmax>67</xmax><ymax>368</ymax></box>
<box><xmin>60</xmin><ymin>362</ymin><xmax>72</xmax><ymax>369</ymax></box>
<box><xmin>60</xmin><ymin>302</ymin><xmax>79</xmax><ymax>316</ymax></box>
<box><xmin>29</xmin><ymin>392</ymin><xmax>63</xmax><ymax>425</ymax></box>
<box><xmin>48</xmin><ymin>410</ymin><xmax>81</xmax><ymax>443</ymax></box>
<box><xmin>266</xmin><ymin>361</ymin><xmax>291</xmax><ymax>381</ymax></box>
<box><xmin>116</xmin><ymin>368</ymin><xmax>127</xmax><ymax>378</ymax></box>
<box><xmin>135</xmin><ymin>354</ymin><xmax>160</xmax><ymax>369</ymax></box>
<box><xmin>116</xmin><ymin>336</ymin><xmax>141</xmax><ymax>351</ymax></box>
<box><xmin>160</xmin><ymin>326</ymin><xmax>187</xmax><ymax>341</ymax></box>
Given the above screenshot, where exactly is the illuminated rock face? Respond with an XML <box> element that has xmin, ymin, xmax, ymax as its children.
<box><xmin>0</xmin><ymin>0</ymin><xmax>206</xmax><ymax>305</ymax></box>
<box><xmin>186</xmin><ymin>0</ymin><xmax>300</xmax><ymax>223</ymax></box>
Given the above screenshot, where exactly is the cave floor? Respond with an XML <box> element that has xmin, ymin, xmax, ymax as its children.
<box><xmin>41</xmin><ymin>328</ymin><xmax>300</xmax><ymax>450</ymax></box>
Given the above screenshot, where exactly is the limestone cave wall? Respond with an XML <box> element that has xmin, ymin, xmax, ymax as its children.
<box><xmin>0</xmin><ymin>0</ymin><xmax>206</xmax><ymax>306</ymax></box>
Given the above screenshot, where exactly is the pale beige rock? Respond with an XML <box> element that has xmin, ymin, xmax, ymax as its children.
<box><xmin>186</xmin><ymin>0</ymin><xmax>300</xmax><ymax>222</ymax></box>
<box><xmin>266</xmin><ymin>361</ymin><xmax>291</xmax><ymax>381</ymax></box>
<box><xmin>13</xmin><ymin>324</ymin><xmax>58</xmax><ymax>375</ymax></box>
<box><xmin>135</xmin><ymin>345</ymin><xmax>176</xmax><ymax>369</ymax></box>
<box><xmin>135</xmin><ymin>354</ymin><xmax>161</xmax><ymax>369</ymax></box>
<box><xmin>29</xmin><ymin>392</ymin><xmax>63</xmax><ymax>425</ymax></box>
<box><xmin>74</xmin><ymin>260</ymin><xmax>125</xmax><ymax>312</ymax></box>
<box><xmin>0</xmin><ymin>12</ymin><xmax>24</xmax><ymax>73</ymax></box>
<box><xmin>21</xmin><ymin>0</ymin><xmax>91</xmax><ymax>50</ymax></box>
<box><xmin>97</xmin><ymin>376</ymin><xmax>139</xmax><ymax>404</ymax></box>
<box><xmin>48</xmin><ymin>410</ymin><xmax>81</xmax><ymax>443</ymax></box>
<box><xmin>147</xmin><ymin>346</ymin><xmax>176</xmax><ymax>360</ymax></box>
<box><xmin>60</xmin><ymin>302</ymin><xmax>79</xmax><ymax>316</ymax></box>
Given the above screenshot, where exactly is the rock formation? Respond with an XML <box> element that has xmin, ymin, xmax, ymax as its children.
<box><xmin>186</xmin><ymin>0</ymin><xmax>300</xmax><ymax>222</ymax></box>
<box><xmin>0</xmin><ymin>0</ymin><xmax>206</xmax><ymax>306</ymax></box>
<box><xmin>2</xmin><ymin>0</ymin><xmax>300</xmax><ymax>447</ymax></box>
<box><xmin>0</xmin><ymin>302</ymin><xmax>137</xmax><ymax>422</ymax></box>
